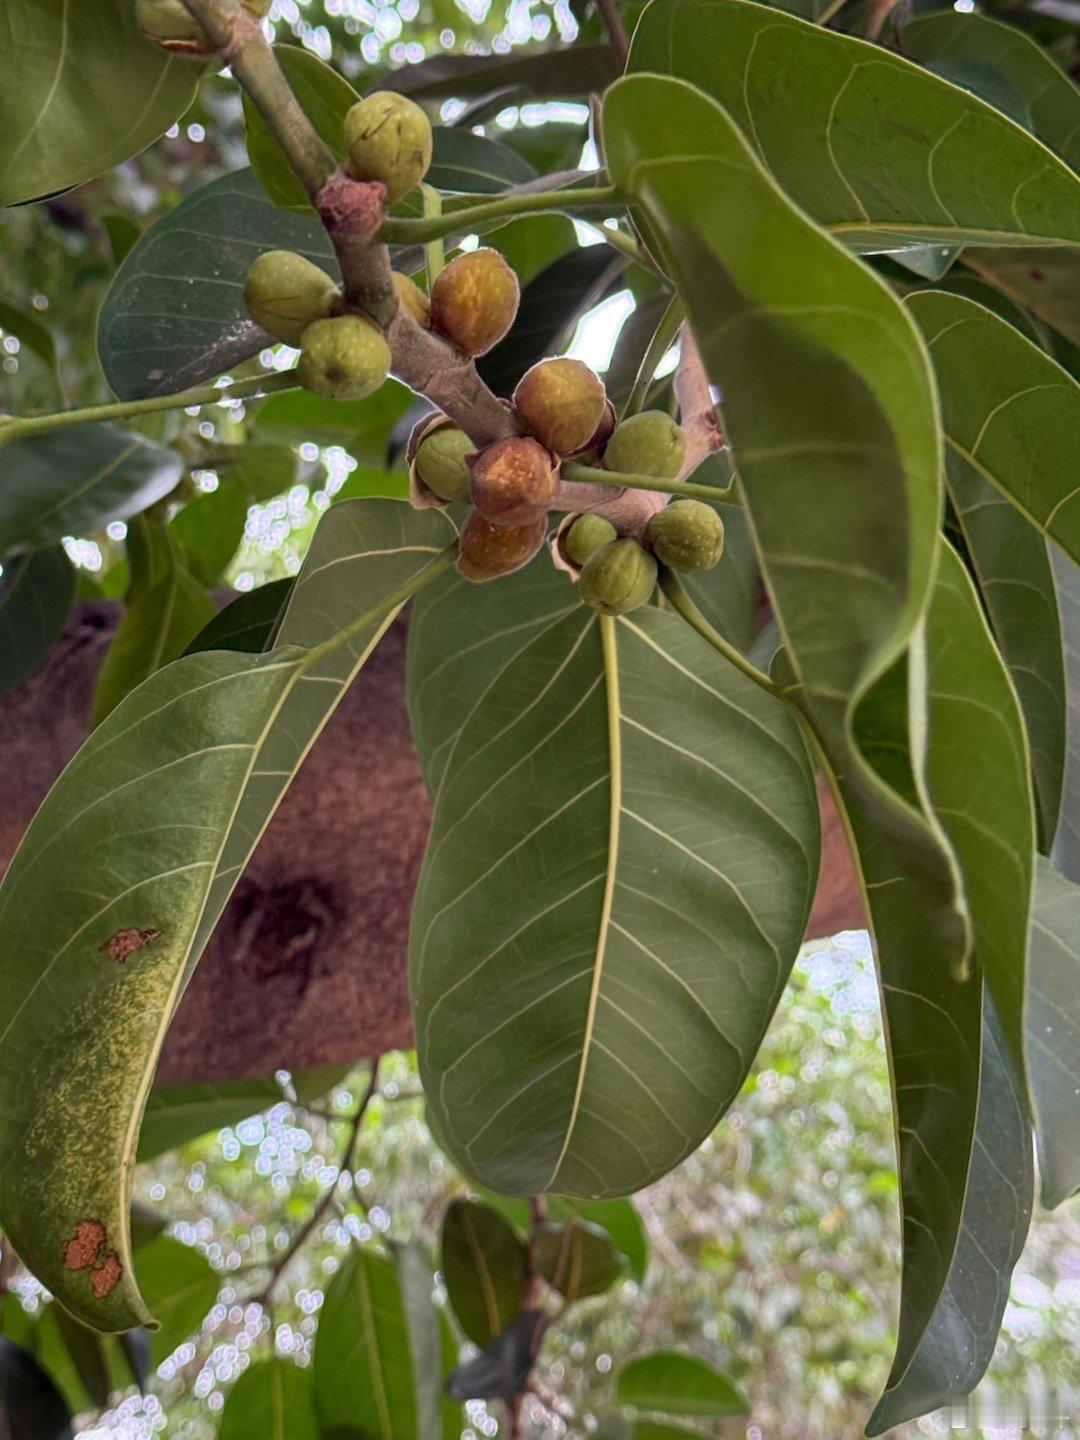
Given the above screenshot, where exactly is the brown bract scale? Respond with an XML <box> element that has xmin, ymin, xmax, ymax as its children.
<box><xmin>458</xmin><ymin>511</ymin><xmax>548</xmax><ymax>583</ymax></box>
<box><xmin>430</xmin><ymin>249</ymin><xmax>520</xmax><ymax>357</ymax></box>
<box><xmin>316</xmin><ymin>171</ymin><xmax>388</xmax><ymax>247</ymax></box>
<box><xmin>469</xmin><ymin>437</ymin><xmax>558</xmax><ymax>527</ymax></box>
<box><xmin>513</xmin><ymin>358</ymin><xmax>607</xmax><ymax>456</ymax></box>
<box><xmin>574</xmin><ymin>398</ymin><xmax>618</xmax><ymax>460</ymax></box>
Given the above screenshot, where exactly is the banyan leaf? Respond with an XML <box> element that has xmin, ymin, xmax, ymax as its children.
<box><xmin>440</xmin><ymin>1199</ymin><xmax>528</xmax><ymax>1349</ymax></box>
<box><xmin>534</xmin><ymin>1221</ymin><xmax>625</xmax><ymax>1301</ymax></box>
<box><xmin>210</xmin><ymin>442</ymin><xmax>299</xmax><ymax>504</ymax></box>
<box><xmin>136</xmin><ymin>1235</ymin><xmax>219</xmax><ymax>1366</ymax></box>
<box><xmin>0</xmin><ymin>547</ymin><xmax>76</xmax><ymax>697</ymax></box>
<box><xmin>603</xmin><ymin>73</ymin><xmax>969</xmax><ymax>978</ymax></box>
<box><xmin>0</xmin><ymin>1338</ymin><xmax>74</xmax><ymax>1440</ymax></box>
<box><xmin>0</xmin><ymin>500</ymin><xmax>454</xmax><ymax>1331</ymax></box>
<box><xmin>136</xmin><ymin>1075</ymin><xmax>283</xmax><ymax>1162</ymax></box>
<box><xmin>250</xmin><ymin>382</ymin><xmax>414</xmax><ymax>455</ymax></box>
<box><xmin>392</xmin><ymin>1238</ymin><xmax>451</xmax><ymax>1440</ymax></box>
<box><xmin>218</xmin><ymin>1359</ymin><xmax>320</xmax><ymax>1440</ymax></box>
<box><xmin>0</xmin><ymin>0</ymin><xmax>201</xmax><ymax>208</ymax></box>
<box><xmin>628</xmin><ymin>0</ymin><xmax>1080</xmax><ymax>251</ymax></box>
<box><xmin>0</xmin><ymin>301</ymin><xmax>57</xmax><ymax>374</ymax></box>
<box><xmin>169</xmin><ymin>484</ymin><xmax>251</xmax><ymax>586</ymax></box>
<box><xmin>183</xmin><ymin>579</ymin><xmax>294</xmax><ymax>659</ymax></box>
<box><xmin>902</xmin><ymin>11</ymin><xmax>1080</xmax><ymax>169</ymax></box>
<box><xmin>0</xmin><ymin>426</ymin><xmax>183</xmax><ymax>556</ymax></box>
<box><xmin>1026</xmin><ymin>858</ymin><xmax>1080</xmax><ymax>1208</ymax></box>
<box><xmin>908</xmin><ymin>290</ymin><xmax>1080</xmax><ymax>565</ymax></box>
<box><xmin>474</xmin><ymin>1191</ymin><xmax>650</xmax><ymax>1283</ymax></box>
<box><xmin>377</xmin><ymin>44</ymin><xmax>619</xmax><ymax>102</ymax></box>
<box><xmin>963</xmin><ymin>246</ymin><xmax>1080</xmax><ymax>352</ymax></box>
<box><xmin>410</xmin><ymin>605</ymin><xmax>818</xmax><ymax>1198</ymax></box>
<box><xmin>614</xmin><ymin>1350</ymin><xmax>748</xmax><ymax>1419</ymax></box>
<box><xmin>1050</xmin><ymin>546</ymin><xmax>1080</xmax><ymax>881</ymax></box>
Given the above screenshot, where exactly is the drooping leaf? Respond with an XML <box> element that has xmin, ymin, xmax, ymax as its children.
<box><xmin>902</xmin><ymin>11</ymin><xmax>1080</xmax><ymax>169</ymax></box>
<box><xmin>614</xmin><ymin>1350</ymin><xmax>748</xmax><ymax>1418</ymax></box>
<box><xmin>441</xmin><ymin>1199</ymin><xmax>528</xmax><ymax>1348</ymax></box>
<box><xmin>0</xmin><ymin>1338</ymin><xmax>74</xmax><ymax>1440</ymax></box>
<box><xmin>211</xmin><ymin>443</ymin><xmax>299</xmax><ymax>504</ymax></box>
<box><xmin>0</xmin><ymin>426</ymin><xmax>183</xmax><ymax>555</ymax></box>
<box><xmin>42</xmin><ymin>1304</ymin><xmax>112</xmax><ymax>1411</ymax></box>
<box><xmin>0</xmin><ymin>547</ymin><xmax>76</xmax><ymax>696</ymax></box>
<box><xmin>0</xmin><ymin>500</ymin><xmax>454</xmax><ymax>1331</ymax></box>
<box><xmin>169</xmin><ymin>485</ymin><xmax>251</xmax><ymax>586</ymax></box>
<box><xmin>629</xmin><ymin>0</ymin><xmax>1080</xmax><ymax>250</ymax></box>
<box><xmin>184</xmin><ymin>580</ymin><xmax>293</xmax><ymax>659</ymax></box>
<box><xmin>0</xmin><ymin>0</ymin><xmax>201</xmax><ymax>207</ymax></box>
<box><xmin>135</xmin><ymin>1235</ymin><xmax>219</xmax><ymax>1367</ymax></box>
<box><xmin>137</xmin><ymin>1076</ymin><xmax>283</xmax><ymax>1162</ymax></box>
<box><xmin>489</xmin><ymin>214</ymin><xmax>579</xmax><ymax>286</ymax></box>
<box><xmin>218</xmin><ymin>1359</ymin><xmax>319</xmax><ymax>1440</ymax></box>
<box><xmin>411</xmin><ymin>605</ymin><xmax>818</xmax><ymax>1198</ymax></box>
<box><xmin>603</xmin><ymin>74</ymin><xmax>969</xmax><ymax>977</ymax></box>
<box><xmin>1026</xmin><ymin>858</ymin><xmax>1080</xmax><ymax>1208</ymax></box>
<box><xmin>534</xmin><ymin>1221</ymin><xmax>625</xmax><ymax>1301</ymax></box>
<box><xmin>378</xmin><ymin>44</ymin><xmax>619</xmax><ymax>102</ymax></box>
<box><xmin>312</xmin><ymin>1245</ymin><xmax>458</xmax><ymax>1440</ymax></box>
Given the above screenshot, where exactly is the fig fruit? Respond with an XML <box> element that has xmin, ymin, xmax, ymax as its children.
<box><xmin>393</xmin><ymin>271</ymin><xmax>431</xmax><ymax>328</ymax></box>
<box><xmin>297</xmin><ymin>314</ymin><xmax>391</xmax><ymax>401</ymax></box>
<box><xmin>563</xmin><ymin>513</ymin><xmax>617</xmax><ymax>568</ymax></box>
<box><xmin>430</xmin><ymin>249</ymin><xmax>520</xmax><ymax>357</ymax></box>
<box><xmin>513</xmin><ymin>358</ymin><xmax>607</xmax><ymax>457</ymax></box>
<box><xmin>645</xmin><ymin>499</ymin><xmax>726</xmax><ymax>572</ymax></box>
<box><xmin>415</xmin><ymin>426</ymin><xmax>475</xmax><ymax>503</ymax></box>
<box><xmin>458</xmin><ymin>511</ymin><xmax>547</xmax><ymax>583</ymax></box>
<box><xmin>579</xmin><ymin>539</ymin><xmax>658</xmax><ymax>616</ymax></box>
<box><xmin>604</xmin><ymin>410</ymin><xmax>687</xmax><ymax>480</ymax></box>
<box><xmin>469</xmin><ymin>437</ymin><xmax>559</xmax><ymax>527</ymax></box>
<box><xmin>244</xmin><ymin>250</ymin><xmax>338</xmax><ymax>346</ymax></box>
<box><xmin>136</xmin><ymin>0</ymin><xmax>267</xmax><ymax>51</ymax></box>
<box><xmin>343</xmin><ymin>93</ymin><xmax>433</xmax><ymax>203</ymax></box>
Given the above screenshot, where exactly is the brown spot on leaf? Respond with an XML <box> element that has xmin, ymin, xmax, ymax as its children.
<box><xmin>90</xmin><ymin>1252</ymin><xmax>123</xmax><ymax>1298</ymax></box>
<box><xmin>63</xmin><ymin>1218</ymin><xmax>106</xmax><ymax>1271</ymax></box>
<box><xmin>1030</xmin><ymin>267</ymin><xmax>1045</xmax><ymax>282</ymax></box>
<box><xmin>102</xmin><ymin>927</ymin><xmax>161</xmax><ymax>963</ymax></box>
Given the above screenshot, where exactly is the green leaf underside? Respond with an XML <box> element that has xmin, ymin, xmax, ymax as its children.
<box><xmin>313</xmin><ymin>1245</ymin><xmax>458</xmax><ymax>1440</ymax></box>
<box><xmin>0</xmin><ymin>500</ymin><xmax>453</xmax><ymax>1330</ymax></box>
<box><xmin>136</xmin><ymin>1076</ymin><xmax>283</xmax><ymax>1162</ymax></box>
<box><xmin>0</xmin><ymin>548</ymin><xmax>76</xmax><ymax>696</ymax></box>
<box><xmin>441</xmin><ymin>1199</ymin><xmax>528</xmax><ymax>1349</ymax></box>
<box><xmin>0</xmin><ymin>426</ymin><xmax>183</xmax><ymax>556</ymax></box>
<box><xmin>535</xmin><ymin>1220</ymin><xmax>625</xmax><ymax>1299</ymax></box>
<box><xmin>219</xmin><ymin>1359</ymin><xmax>319</xmax><ymax>1440</ymax></box>
<box><xmin>411</xmin><ymin>605</ymin><xmax>818</xmax><ymax>1199</ymax></box>
<box><xmin>602</xmin><ymin>75</ymin><xmax>969</xmax><ymax>974</ymax></box>
<box><xmin>902</xmin><ymin>12</ymin><xmax>1080</xmax><ymax>171</ymax></box>
<box><xmin>628</xmin><ymin>0</ymin><xmax>1080</xmax><ymax>250</ymax></box>
<box><xmin>964</xmin><ymin>247</ymin><xmax>1080</xmax><ymax>353</ymax></box>
<box><xmin>1026</xmin><ymin>859</ymin><xmax>1080</xmax><ymax>1208</ymax></box>
<box><xmin>1050</xmin><ymin>546</ymin><xmax>1080</xmax><ymax>883</ymax></box>
<box><xmin>184</xmin><ymin>579</ymin><xmax>293</xmax><ymax>658</ymax></box>
<box><xmin>615</xmin><ymin>1350</ymin><xmax>748</xmax><ymax>1418</ymax></box>
<box><xmin>0</xmin><ymin>0</ymin><xmax>200</xmax><ymax>207</ymax></box>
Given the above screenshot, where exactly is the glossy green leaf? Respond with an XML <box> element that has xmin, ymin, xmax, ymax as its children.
<box><xmin>411</xmin><ymin>605</ymin><xmax>818</xmax><ymax>1198</ymax></box>
<box><xmin>964</xmin><ymin>246</ymin><xmax>1080</xmax><ymax>352</ymax></box>
<box><xmin>0</xmin><ymin>301</ymin><xmax>57</xmax><ymax>372</ymax></box>
<box><xmin>902</xmin><ymin>11</ymin><xmax>1080</xmax><ymax>169</ymax></box>
<box><xmin>492</xmin><ymin>216</ymin><xmax>579</xmax><ymax>286</ymax></box>
<box><xmin>1026</xmin><ymin>858</ymin><xmax>1080</xmax><ymax>1208</ymax></box>
<box><xmin>251</xmin><ymin>382</ymin><xmax>413</xmax><ymax>455</ymax></box>
<box><xmin>45</xmin><ymin>1305</ymin><xmax>111</xmax><ymax>1411</ymax></box>
<box><xmin>0</xmin><ymin>499</ymin><xmax>454</xmax><ymax>1331</ymax></box>
<box><xmin>909</xmin><ymin>290</ymin><xmax>1080</xmax><ymax>565</ymax></box>
<box><xmin>379</xmin><ymin>44</ymin><xmax>619</xmax><ymax>102</ymax></box>
<box><xmin>184</xmin><ymin>580</ymin><xmax>293</xmax><ymax>659</ymax></box>
<box><xmin>312</xmin><ymin>1245</ymin><xmax>458</xmax><ymax>1440</ymax></box>
<box><xmin>1050</xmin><ymin>546</ymin><xmax>1080</xmax><ymax>883</ymax></box>
<box><xmin>615</xmin><ymin>1350</ymin><xmax>748</xmax><ymax>1418</ymax></box>
<box><xmin>441</xmin><ymin>1199</ymin><xmax>528</xmax><ymax>1348</ymax></box>
<box><xmin>474</xmin><ymin>1192</ymin><xmax>649</xmax><ymax>1283</ymax></box>
<box><xmin>169</xmin><ymin>485</ymin><xmax>251</xmax><ymax>586</ymax></box>
<box><xmin>137</xmin><ymin>1076</ymin><xmax>283</xmax><ymax>1162</ymax></box>
<box><xmin>603</xmin><ymin>74</ymin><xmax>969</xmax><ymax>977</ymax></box>
<box><xmin>136</xmin><ymin>1235</ymin><xmax>219</xmax><ymax>1366</ymax></box>
<box><xmin>93</xmin><ymin>520</ymin><xmax>217</xmax><ymax>724</ymax></box>
<box><xmin>535</xmin><ymin>1221</ymin><xmax>625</xmax><ymax>1301</ymax></box>
<box><xmin>212</xmin><ymin>443</ymin><xmax>299</xmax><ymax>503</ymax></box>
<box><xmin>218</xmin><ymin>1359</ymin><xmax>319</xmax><ymax>1440</ymax></box>
<box><xmin>0</xmin><ymin>425</ymin><xmax>182</xmax><ymax>555</ymax></box>
<box><xmin>0</xmin><ymin>0</ymin><xmax>201</xmax><ymax>207</ymax></box>
<box><xmin>629</xmin><ymin>0</ymin><xmax>1080</xmax><ymax>250</ymax></box>
<box><xmin>0</xmin><ymin>547</ymin><xmax>76</xmax><ymax>696</ymax></box>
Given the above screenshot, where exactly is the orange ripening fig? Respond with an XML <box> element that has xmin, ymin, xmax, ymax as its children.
<box><xmin>469</xmin><ymin>437</ymin><xmax>559</xmax><ymax>527</ymax></box>
<box><xmin>513</xmin><ymin>358</ymin><xmax>607</xmax><ymax>456</ymax></box>
<box><xmin>430</xmin><ymin>249</ymin><xmax>520</xmax><ymax>356</ymax></box>
<box><xmin>457</xmin><ymin>511</ymin><xmax>548</xmax><ymax>582</ymax></box>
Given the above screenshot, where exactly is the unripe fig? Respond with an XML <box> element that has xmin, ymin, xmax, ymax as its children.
<box><xmin>430</xmin><ymin>249</ymin><xmax>520</xmax><ymax>357</ymax></box>
<box><xmin>136</xmin><ymin>0</ymin><xmax>268</xmax><ymax>52</ymax></box>
<box><xmin>604</xmin><ymin>410</ymin><xmax>687</xmax><ymax>480</ymax></box>
<box><xmin>469</xmin><ymin>437</ymin><xmax>558</xmax><ymax>528</ymax></box>
<box><xmin>393</xmin><ymin>272</ymin><xmax>431</xmax><ymax>328</ymax></box>
<box><xmin>646</xmin><ymin>499</ymin><xmax>726</xmax><ymax>572</ymax></box>
<box><xmin>513</xmin><ymin>358</ymin><xmax>607</xmax><ymax>457</ymax></box>
<box><xmin>343</xmin><ymin>93</ymin><xmax>433</xmax><ymax>203</ymax></box>
<box><xmin>579</xmin><ymin>539</ymin><xmax>658</xmax><ymax>616</ymax></box>
<box><xmin>458</xmin><ymin>511</ymin><xmax>547</xmax><ymax>583</ymax></box>
<box><xmin>564</xmin><ymin>513</ymin><xmax>617</xmax><ymax>568</ymax></box>
<box><xmin>415</xmin><ymin>427</ymin><xmax>475</xmax><ymax>503</ymax></box>
<box><xmin>244</xmin><ymin>250</ymin><xmax>338</xmax><ymax>346</ymax></box>
<box><xmin>297</xmin><ymin>315</ymin><xmax>391</xmax><ymax>402</ymax></box>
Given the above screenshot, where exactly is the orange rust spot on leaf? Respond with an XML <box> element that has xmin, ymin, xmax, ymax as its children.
<box><xmin>63</xmin><ymin>1218</ymin><xmax>106</xmax><ymax>1271</ymax></box>
<box><xmin>90</xmin><ymin>1252</ymin><xmax>123</xmax><ymax>1298</ymax></box>
<box><xmin>102</xmin><ymin>927</ymin><xmax>161</xmax><ymax>963</ymax></box>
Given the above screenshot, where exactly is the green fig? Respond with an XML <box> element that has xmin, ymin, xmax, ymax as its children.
<box><xmin>415</xmin><ymin>426</ymin><xmax>475</xmax><ymax>503</ymax></box>
<box><xmin>244</xmin><ymin>250</ymin><xmax>338</xmax><ymax>346</ymax></box>
<box><xmin>563</xmin><ymin>513</ymin><xmax>617</xmax><ymax>568</ymax></box>
<box><xmin>393</xmin><ymin>271</ymin><xmax>431</xmax><ymax>328</ymax></box>
<box><xmin>579</xmin><ymin>539</ymin><xmax>658</xmax><ymax>616</ymax></box>
<box><xmin>646</xmin><ymin>499</ymin><xmax>726</xmax><ymax>572</ymax></box>
<box><xmin>603</xmin><ymin>410</ymin><xmax>687</xmax><ymax>480</ymax></box>
<box><xmin>343</xmin><ymin>92</ymin><xmax>433</xmax><ymax>202</ymax></box>
<box><xmin>297</xmin><ymin>315</ymin><xmax>391</xmax><ymax>402</ymax></box>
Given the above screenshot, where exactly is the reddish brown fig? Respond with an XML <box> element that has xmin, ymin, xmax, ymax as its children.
<box><xmin>469</xmin><ymin>437</ymin><xmax>559</xmax><ymax>528</ymax></box>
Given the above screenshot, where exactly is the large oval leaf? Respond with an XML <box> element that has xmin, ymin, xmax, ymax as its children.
<box><xmin>0</xmin><ymin>0</ymin><xmax>201</xmax><ymax>207</ymax></box>
<box><xmin>219</xmin><ymin>1359</ymin><xmax>319</xmax><ymax>1440</ymax></box>
<box><xmin>629</xmin><ymin>0</ymin><xmax>1080</xmax><ymax>251</ymax></box>
<box><xmin>441</xmin><ymin>1199</ymin><xmax>527</xmax><ymax>1349</ymax></box>
<box><xmin>1027</xmin><ymin>858</ymin><xmax>1080</xmax><ymax>1208</ymax></box>
<box><xmin>0</xmin><ymin>547</ymin><xmax>76</xmax><ymax>696</ymax></box>
<box><xmin>0</xmin><ymin>500</ymin><xmax>454</xmax><ymax>1330</ymax></box>
<box><xmin>411</xmin><ymin>605</ymin><xmax>818</xmax><ymax>1198</ymax></box>
<box><xmin>615</xmin><ymin>1350</ymin><xmax>748</xmax><ymax>1419</ymax></box>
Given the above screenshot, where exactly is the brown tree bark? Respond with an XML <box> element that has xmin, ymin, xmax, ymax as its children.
<box><xmin>0</xmin><ymin>602</ymin><xmax>864</xmax><ymax>1083</ymax></box>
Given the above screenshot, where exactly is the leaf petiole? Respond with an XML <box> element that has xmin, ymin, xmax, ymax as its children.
<box><xmin>561</xmin><ymin>459</ymin><xmax>729</xmax><ymax>504</ymax></box>
<box><xmin>376</xmin><ymin>184</ymin><xmax>622</xmax><ymax>245</ymax></box>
